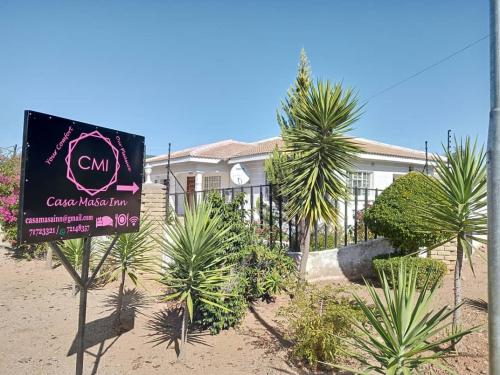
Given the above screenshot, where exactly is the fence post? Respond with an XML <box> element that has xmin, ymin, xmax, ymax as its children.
<box><xmin>324</xmin><ymin>223</ymin><xmax>328</xmax><ymax>249</ymax></box>
<box><xmin>354</xmin><ymin>187</ymin><xmax>358</xmax><ymax>244</ymax></box>
<box><xmin>269</xmin><ymin>185</ymin><xmax>273</xmax><ymax>247</ymax></box>
<box><xmin>259</xmin><ymin>186</ymin><xmax>264</xmax><ymax>230</ymax></box>
<box><xmin>344</xmin><ymin>199</ymin><xmax>348</xmax><ymax>246</ymax></box>
<box><xmin>240</xmin><ymin>186</ymin><xmax>244</xmax><ymax>220</ymax></box>
<box><xmin>314</xmin><ymin>221</ymin><xmax>318</xmax><ymax>251</ymax></box>
<box><xmin>334</xmin><ymin>200</ymin><xmax>338</xmax><ymax>248</ymax></box>
<box><xmin>295</xmin><ymin>215</ymin><xmax>299</xmax><ymax>252</ymax></box>
<box><xmin>278</xmin><ymin>195</ymin><xmax>283</xmax><ymax>248</ymax></box>
<box><xmin>364</xmin><ymin>188</ymin><xmax>369</xmax><ymax>241</ymax></box>
<box><xmin>250</xmin><ymin>186</ymin><xmax>254</xmax><ymax>224</ymax></box>
<box><xmin>374</xmin><ymin>188</ymin><xmax>378</xmax><ymax>239</ymax></box>
<box><xmin>175</xmin><ymin>193</ymin><xmax>179</xmax><ymax>216</ymax></box>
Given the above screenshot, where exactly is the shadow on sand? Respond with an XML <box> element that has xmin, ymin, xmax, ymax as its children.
<box><xmin>144</xmin><ymin>306</ymin><xmax>210</xmax><ymax>357</ymax></box>
<box><xmin>67</xmin><ymin>288</ymin><xmax>150</xmax><ymax>375</ymax></box>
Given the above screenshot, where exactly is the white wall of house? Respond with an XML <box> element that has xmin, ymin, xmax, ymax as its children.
<box><xmin>146</xmin><ymin>153</ymin><xmax>434</xmax><ymax>223</ymax></box>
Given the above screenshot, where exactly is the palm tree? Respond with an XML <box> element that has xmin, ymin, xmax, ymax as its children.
<box><xmin>158</xmin><ymin>201</ymin><xmax>235</xmax><ymax>359</ymax></box>
<box><xmin>280</xmin><ymin>80</ymin><xmax>361</xmax><ymax>276</ymax></box>
<box><xmin>420</xmin><ymin>137</ymin><xmax>487</xmax><ymax>337</ymax></box>
<box><xmin>105</xmin><ymin>219</ymin><xmax>156</xmax><ymax>330</ymax></box>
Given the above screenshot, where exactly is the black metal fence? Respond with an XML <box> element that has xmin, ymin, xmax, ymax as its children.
<box><xmin>168</xmin><ymin>184</ymin><xmax>382</xmax><ymax>251</ymax></box>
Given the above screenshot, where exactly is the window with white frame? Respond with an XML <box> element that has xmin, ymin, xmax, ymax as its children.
<box><xmin>347</xmin><ymin>172</ymin><xmax>373</xmax><ymax>189</ymax></box>
<box><xmin>203</xmin><ymin>175</ymin><xmax>222</xmax><ymax>191</ymax></box>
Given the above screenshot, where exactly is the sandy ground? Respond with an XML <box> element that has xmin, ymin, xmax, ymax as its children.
<box><xmin>0</xmin><ymin>246</ymin><xmax>489</xmax><ymax>375</ymax></box>
<box><xmin>431</xmin><ymin>248</ymin><xmax>489</xmax><ymax>374</ymax></box>
<box><xmin>0</xmin><ymin>248</ymin><xmax>300</xmax><ymax>375</ymax></box>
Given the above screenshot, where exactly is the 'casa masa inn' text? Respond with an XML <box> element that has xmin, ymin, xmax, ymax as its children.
<box><xmin>46</xmin><ymin>196</ymin><xmax>128</xmax><ymax>208</ymax></box>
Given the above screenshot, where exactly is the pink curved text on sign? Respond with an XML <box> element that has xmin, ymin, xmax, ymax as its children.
<box><xmin>65</xmin><ymin>130</ymin><xmax>120</xmax><ymax>196</ymax></box>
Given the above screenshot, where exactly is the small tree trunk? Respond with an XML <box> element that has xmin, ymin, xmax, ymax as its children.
<box><xmin>298</xmin><ymin>218</ymin><xmax>311</xmax><ymax>278</ymax></box>
<box><xmin>114</xmin><ymin>269</ymin><xmax>126</xmax><ymax>330</ymax></box>
<box><xmin>452</xmin><ymin>237</ymin><xmax>464</xmax><ymax>350</ymax></box>
<box><xmin>178</xmin><ymin>301</ymin><xmax>189</xmax><ymax>360</ymax></box>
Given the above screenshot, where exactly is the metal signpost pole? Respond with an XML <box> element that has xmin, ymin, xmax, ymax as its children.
<box><xmin>447</xmin><ymin>129</ymin><xmax>452</xmax><ymax>167</ymax></box>
<box><xmin>489</xmin><ymin>1</ymin><xmax>500</xmax><ymax>373</ymax></box>
<box><xmin>75</xmin><ymin>237</ymin><xmax>91</xmax><ymax>375</ymax></box>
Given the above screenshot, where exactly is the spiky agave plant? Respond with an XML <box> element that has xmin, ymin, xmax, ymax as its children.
<box><xmin>105</xmin><ymin>219</ymin><xmax>156</xmax><ymax>329</ymax></box>
<box><xmin>342</xmin><ymin>262</ymin><xmax>476</xmax><ymax>374</ymax></box>
<box><xmin>158</xmin><ymin>200</ymin><xmax>236</xmax><ymax>359</ymax></box>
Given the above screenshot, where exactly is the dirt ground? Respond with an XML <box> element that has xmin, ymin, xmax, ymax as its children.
<box><xmin>430</xmin><ymin>248</ymin><xmax>489</xmax><ymax>374</ymax></box>
<box><xmin>0</xmin><ymin>247</ymin><xmax>489</xmax><ymax>375</ymax></box>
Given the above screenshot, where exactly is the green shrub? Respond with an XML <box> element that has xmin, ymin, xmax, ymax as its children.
<box><xmin>193</xmin><ymin>193</ymin><xmax>298</xmax><ymax>334</ymax></box>
<box><xmin>280</xmin><ymin>284</ymin><xmax>365</xmax><ymax>369</ymax></box>
<box><xmin>372</xmin><ymin>255</ymin><xmax>447</xmax><ymax>289</ymax></box>
<box><xmin>195</xmin><ymin>272</ymin><xmax>248</xmax><ymax>334</ymax></box>
<box><xmin>364</xmin><ymin>172</ymin><xmax>445</xmax><ymax>254</ymax></box>
<box><xmin>242</xmin><ymin>244</ymin><xmax>296</xmax><ymax>301</ymax></box>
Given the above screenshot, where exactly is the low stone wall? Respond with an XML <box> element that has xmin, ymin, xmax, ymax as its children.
<box><xmin>428</xmin><ymin>239</ymin><xmax>484</xmax><ymax>272</ymax></box>
<box><xmin>289</xmin><ymin>238</ymin><xmax>395</xmax><ymax>282</ymax></box>
<box><xmin>428</xmin><ymin>240</ymin><xmax>457</xmax><ymax>271</ymax></box>
<box><xmin>140</xmin><ymin>183</ymin><xmax>167</xmax><ymax>258</ymax></box>
<box><xmin>141</xmin><ymin>183</ymin><xmax>167</xmax><ymax>227</ymax></box>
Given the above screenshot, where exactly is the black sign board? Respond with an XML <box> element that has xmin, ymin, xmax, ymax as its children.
<box><xmin>18</xmin><ymin>111</ymin><xmax>145</xmax><ymax>244</ymax></box>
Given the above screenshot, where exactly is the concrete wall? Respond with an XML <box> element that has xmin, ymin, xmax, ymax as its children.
<box><xmin>289</xmin><ymin>238</ymin><xmax>395</xmax><ymax>282</ymax></box>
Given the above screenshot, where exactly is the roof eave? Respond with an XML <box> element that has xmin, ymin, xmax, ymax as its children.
<box><xmin>147</xmin><ymin>156</ymin><xmax>222</xmax><ymax>167</ymax></box>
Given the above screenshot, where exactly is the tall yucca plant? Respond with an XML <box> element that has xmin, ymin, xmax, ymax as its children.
<box><xmin>105</xmin><ymin>219</ymin><xmax>156</xmax><ymax>329</ymax></box>
<box><xmin>420</xmin><ymin>137</ymin><xmax>487</xmax><ymax>336</ymax></box>
<box><xmin>281</xmin><ymin>80</ymin><xmax>361</xmax><ymax>276</ymax></box>
<box><xmin>158</xmin><ymin>201</ymin><xmax>235</xmax><ymax>359</ymax></box>
<box><xmin>342</xmin><ymin>262</ymin><xmax>475</xmax><ymax>374</ymax></box>
<box><xmin>266</xmin><ymin>49</ymin><xmax>313</xmax><ymax>247</ymax></box>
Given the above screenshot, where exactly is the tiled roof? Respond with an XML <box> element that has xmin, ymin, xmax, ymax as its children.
<box><xmin>352</xmin><ymin>138</ymin><xmax>428</xmax><ymax>160</ymax></box>
<box><xmin>147</xmin><ymin>136</ymin><xmax>428</xmax><ymax>163</ymax></box>
<box><xmin>230</xmin><ymin>137</ymin><xmax>284</xmax><ymax>158</ymax></box>
<box><xmin>147</xmin><ymin>140</ymin><xmax>253</xmax><ymax>162</ymax></box>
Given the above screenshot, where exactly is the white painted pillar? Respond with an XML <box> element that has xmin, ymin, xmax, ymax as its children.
<box><xmin>195</xmin><ymin>172</ymin><xmax>203</xmax><ymax>202</ymax></box>
<box><xmin>144</xmin><ymin>164</ymin><xmax>152</xmax><ymax>184</ymax></box>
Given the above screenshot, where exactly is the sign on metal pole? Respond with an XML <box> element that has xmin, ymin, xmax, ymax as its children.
<box><xmin>18</xmin><ymin>110</ymin><xmax>145</xmax><ymax>244</ymax></box>
<box><xmin>17</xmin><ymin>110</ymin><xmax>145</xmax><ymax>375</ymax></box>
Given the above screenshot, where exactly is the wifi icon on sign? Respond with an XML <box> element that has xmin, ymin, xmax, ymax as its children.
<box><xmin>129</xmin><ymin>216</ymin><xmax>139</xmax><ymax>226</ymax></box>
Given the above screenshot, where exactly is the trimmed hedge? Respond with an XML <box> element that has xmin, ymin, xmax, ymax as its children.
<box><xmin>364</xmin><ymin>172</ymin><xmax>445</xmax><ymax>254</ymax></box>
<box><xmin>372</xmin><ymin>255</ymin><xmax>448</xmax><ymax>289</ymax></box>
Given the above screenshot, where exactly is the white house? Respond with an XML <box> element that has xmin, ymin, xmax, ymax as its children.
<box><xmin>145</xmin><ymin>136</ymin><xmax>434</xmax><ymax>222</ymax></box>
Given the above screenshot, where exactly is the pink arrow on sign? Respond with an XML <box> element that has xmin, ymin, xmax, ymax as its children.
<box><xmin>116</xmin><ymin>182</ymin><xmax>139</xmax><ymax>195</ymax></box>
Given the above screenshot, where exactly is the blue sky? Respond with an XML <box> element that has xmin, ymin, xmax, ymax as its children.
<box><xmin>0</xmin><ymin>1</ymin><xmax>489</xmax><ymax>155</ymax></box>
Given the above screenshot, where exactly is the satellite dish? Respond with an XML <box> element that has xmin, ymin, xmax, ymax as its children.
<box><xmin>230</xmin><ymin>163</ymin><xmax>250</xmax><ymax>185</ymax></box>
